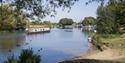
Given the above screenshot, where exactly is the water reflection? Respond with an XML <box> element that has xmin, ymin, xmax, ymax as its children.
<box><xmin>0</xmin><ymin>32</ymin><xmax>26</xmax><ymax>52</ymax></box>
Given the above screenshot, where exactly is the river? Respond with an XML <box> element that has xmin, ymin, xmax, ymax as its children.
<box><xmin>0</xmin><ymin>28</ymin><xmax>89</xmax><ymax>63</ymax></box>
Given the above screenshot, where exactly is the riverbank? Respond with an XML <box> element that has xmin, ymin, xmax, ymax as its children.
<box><xmin>60</xmin><ymin>48</ymin><xmax>125</xmax><ymax>63</ymax></box>
<box><xmin>78</xmin><ymin>34</ymin><xmax>125</xmax><ymax>60</ymax></box>
<box><xmin>60</xmin><ymin>33</ymin><xmax>125</xmax><ymax>63</ymax></box>
<box><xmin>77</xmin><ymin>48</ymin><xmax>125</xmax><ymax>60</ymax></box>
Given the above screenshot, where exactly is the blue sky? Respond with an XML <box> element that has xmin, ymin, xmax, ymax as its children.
<box><xmin>42</xmin><ymin>0</ymin><xmax>100</xmax><ymax>23</ymax></box>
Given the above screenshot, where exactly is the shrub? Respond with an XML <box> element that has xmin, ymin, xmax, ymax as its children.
<box><xmin>4</xmin><ymin>49</ymin><xmax>41</xmax><ymax>63</ymax></box>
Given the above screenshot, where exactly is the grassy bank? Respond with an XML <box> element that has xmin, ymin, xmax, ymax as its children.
<box><xmin>100</xmin><ymin>34</ymin><xmax>125</xmax><ymax>50</ymax></box>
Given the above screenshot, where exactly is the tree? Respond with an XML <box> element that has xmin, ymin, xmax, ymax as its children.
<box><xmin>58</xmin><ymin>18</ymin><xmax>74</xmax><ymax>29</ymax></box>
<box><xmin>1</xmin><ymin>0</ymin><xmax>125</xmax><ymax>32</ymax></box>
<box><xmin>43</xmin><ymin>21</ymin><xmax>52</xmax><ymax>28</ymax></box>
<box><xmin>0</xmin><ymin>0</ymin><xmax>124</xmax><ymax>19</ymax></box>
<box><xmin>0</xmin><ymin>5</ymin><xmax>27</xmax><ymax>31</ymax></box>
<box><xmin>115</xmin><ymin>3</ymin><xmax>125</xmax><ymax>27</ymax></box>
<box><xmin>82</xmin><ymin>17</ymin><xmax>96</xmax><ymax>26</ymax></box>
<box><xmin>96</xmin><ymin>5</ymin><xmax>114</xmax><ymax>34</ymax></box>
<box><xmin>0</xmin><ymin>5</ymin><xmax>15</xmax><ymax>30</ymax></box>
<box><xmin>31</xmin><ymin>21</ymin><xmax>42</xmax><ymax>25</ymax></box>
<box><xmin>59</xmin><ymin>18</ymin><xmax>74</xmax><ymax>26</ymax></box>
<box><xmin>96</xmin><ymin>1</ymin><xmax>125</xmax><ymax>34</ymax></box>
<box><xmin>0</xmin><ymin>0</ymin><xmax>79</xmax><ymax>19</ymax></box>
<box><xmin>0</xmin><ymin>0</ymin><xmax>80</xmax><ymax>31</ymax></box>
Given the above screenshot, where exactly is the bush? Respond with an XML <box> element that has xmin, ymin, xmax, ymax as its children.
<box><xmin>4</xmin><ymin>56</ymin><xmax>18</xmax><ymax>63</ymax></box>
<box><xmin>4</xmin><ymin>49</ymin><xmax>41</xmax><ymax>63</ymax></box>
<box><xmin>92</xmin><ymin>34</ymin><xmax>105</xmax><ymax>51</ymax></box>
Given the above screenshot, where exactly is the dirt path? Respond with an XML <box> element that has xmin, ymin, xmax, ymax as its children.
<box><xmin>78</xmin><ymin>49</ymin><xmax>125</xmax><ymax>60</ymax></box>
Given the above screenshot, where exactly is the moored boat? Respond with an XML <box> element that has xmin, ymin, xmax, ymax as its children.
<box><xmin>26</xmin><ymin>26</ymin><xmax>51</xmax><ymax>34</ymax></box>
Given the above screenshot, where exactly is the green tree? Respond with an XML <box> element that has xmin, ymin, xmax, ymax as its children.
<box><xmin>96</xmin><ymin>1</ymin><xmax>125</xmax><ymax>34</ymax></box>
<box><xmin>0</xmin><ymin>5</ymin><xmax>27</xmax><ymax>31</ymax></box>
<box><xmin>59</xmin><ymin>18</ymin><xmax>74</xmax><ymax>26</ymax></box>
<box><xmin>31</xmin><ymin>21</ymin><xmax>42</xmax><ymax>25</ymax></box>
<box><xmin>0</xmin><ymin>0</ymin><xmax>124</xmax><ymax>19</ymax></box>
<box><xmin>1</xmin><ymin>0</ymin><xmax>125</xmax><ymax>32</ymax></box>
<box><xmin>82</xmin><ymin>17</ymin><xmax>96</xmax><ymax>26</ymax></box>
<box><xmin>114</xmin><ymin>3</ymin><xmax>125</xmax><ymax>27</ymax></box>
<box><xmin>0</xmin><ymin>5</ymin><xmax>15</xmax><ymax>30</ymax></box>
<box><xmin>0</xmin><ymin>0</ymin><xmax>80</xmax><ymax>31</ymax></box>
<box><xmin>0</xmin><ymin>0</ymin><xmax>79</xmax><ymax>19</ymax></box>
<box><xmin>43</xmin><ymin>21</ymin><xmax>52</xmax><ymax>28</ymax></box>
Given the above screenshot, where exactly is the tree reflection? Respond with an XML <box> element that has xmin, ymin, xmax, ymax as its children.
<box><xmin>0</xmin><ymin>32</ymin><xmax>26</xmax><ymax>52</ymax></box>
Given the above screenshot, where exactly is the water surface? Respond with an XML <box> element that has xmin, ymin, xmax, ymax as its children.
<box><xmin>0</xmin><ymin>28</ymin><xmax>89</xmax><ymax>63</ymax></box>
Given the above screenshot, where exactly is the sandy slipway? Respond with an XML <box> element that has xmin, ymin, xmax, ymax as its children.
<box><xmin>81</xmin><ymin>49</ymin><xmax>125</xmax><ymax>60</ymax></box>
<box><xmin>60</xmin><ymin>48</ymin><xmax>125</xmax><ymax>63</ymax></box>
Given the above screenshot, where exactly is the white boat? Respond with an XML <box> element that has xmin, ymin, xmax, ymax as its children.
<box><xmin>26</xmin><ymin>26</ymin><xmax>51</xmax><ymax>34</ymax></box>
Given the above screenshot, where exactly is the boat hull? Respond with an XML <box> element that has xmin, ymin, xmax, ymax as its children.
<box><xmin>27</xmin><ymin>30</ymin><xmax>50</xmax><ymax>34</ymax></box>
<box><xmin>26</xmin><ymin>28</ymin><xmax>51</xmax><ymax>34</ymax></box>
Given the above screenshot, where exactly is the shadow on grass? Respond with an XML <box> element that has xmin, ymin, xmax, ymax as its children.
<box><xmin>59</xmin><ymin>59</ymin><xmax>125</xmax><ymax>63</ymax></box>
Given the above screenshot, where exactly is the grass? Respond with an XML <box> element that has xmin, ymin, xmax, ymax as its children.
<box><xmin>92</xmin><ymin>33</ymin><xmax>125</xmax><ymax>62</ymax></box>
<box><xmin>100</xmin><ymin>34</ymin><xmax>125</xmax><ymax>50</ymax></box>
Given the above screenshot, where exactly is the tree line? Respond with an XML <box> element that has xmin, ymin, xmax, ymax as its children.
<box><xmin>96</xmin><ymin>0</ymin><xmax>125</xmax><ymax>34</ymax></box>
<box><xmin>1</xmin><ymin>0</ymin><xmax>124</xmax><ymax>34</ymax></box>
<box><xmin>81</xmin><ymin>0</ymin><xmax>125</xmax><ymax>34</ymax></box>
<box><xmin>0</xmin><ymin>5</ymin><xmax>53</xmax><ymax>31</ymax></box>
<box><xmin>31</xmin><ymin>21</ymin><xmax>52</xmax><ymax>28</ymax></box>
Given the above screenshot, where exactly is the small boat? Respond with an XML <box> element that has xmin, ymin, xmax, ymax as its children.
<box><xmin>26</xmin><ymin>28</ymin><xmax>50</xmax><ymax>34</ymax></box>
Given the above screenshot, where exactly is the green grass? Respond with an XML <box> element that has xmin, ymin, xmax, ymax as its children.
<box><xmin>100</xmin><ymin>34</ymin><xmax>125</xmax><ymax>50</ymax></box>
<box><xmin>93</xmin><ymin>33</ymin><xmax>125</xmax><ymax>62</ymax></box>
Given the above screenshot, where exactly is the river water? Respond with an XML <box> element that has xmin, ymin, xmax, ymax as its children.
<box><xmin>0</xmin><ymin>28</ymin><xmax>89</xmax><ymax>63</ymax></box>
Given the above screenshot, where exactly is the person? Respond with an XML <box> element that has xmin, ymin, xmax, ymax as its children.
<box><xmin>88</xmin><ymin>36</ymin><xmax>92</xmax><ymax>43</ymax></box>
<box><xmin>88</xmin><ymin>36</ymin><xmax>93</xmax><ymax>47</ymax></box>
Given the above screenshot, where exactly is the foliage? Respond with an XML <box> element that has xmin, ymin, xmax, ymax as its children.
<box><xmin>30</xmin><ymin>21</ymin><xmax>52</xmax><ymax>28</ymax></box>
<box><xmin>92</xmin><ymin>34</ymin><xmax>102</xmax><ymax>45</ymax></box>
<box><xmin>18</xmin><ymin>49</ymin><xmax>41</xmax><ymax>63</ymax></box>
<box><xmin>86</xmin><ymin>0</ymin><xmax>125</xmax><ymax>5</ymax></box>
<box><xmin>0</xmin><ymin>0</ymin><xmax>80</xmax><ymax>31</ymax></box>
<box><xmin>93</xmin><ymin>33</ymin><xmax>125</xmax><ymax>52</ymax></box>
<box><xmin>0</xmin><ymin>5</ymin><xmax>28</xmax><ymax>31</ymax></box>
<box><xmin>4</xmin><ymin>49</ymin><xmax>41</xmax><ymax>63</ymax></box>
<box><xmin>43</xmin><ymin>21</ymin><xmax>52</xmax><ymax>28</ymax></box>
<box><xmin>0</xmin><ymin>0</ymin><xmax>79</xmax><ymax>19</ymax></box>
<box><xmin>31</xmin><ymin>21</ymin><xmax>42</xmax><ymax>25</ymax></box>
<box><xmin>0</xmin><ymin>5</ymin><xmax>15</xmax><ymax>31</ymax></box>
<box><xmin>96</xmin><ymin>1</ymin><xmax>125</xmax><ymax>34</ymax></box>
<box><xmin>59</xmin><ymin>18</ymin><xmax>74</xmax><ymax>25</ymax></box>
<box><xmin>96</xmin><ymin>5</ymin><xmax>117</xmax><ymax>34</ymax></box>
<box><xmin>0</xmin><ymin>0</ymin><xmax>124</xmax><ymax>20</ymax></box>
<box><xmin>4</xmin><ymin>56</ymin><xmax>18</xmax><ymax>63</ymax></box>
<box><xmin>82</xmin><ymin>17</ymin><xmax>96</xmax><ymax>26</ymax></box>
